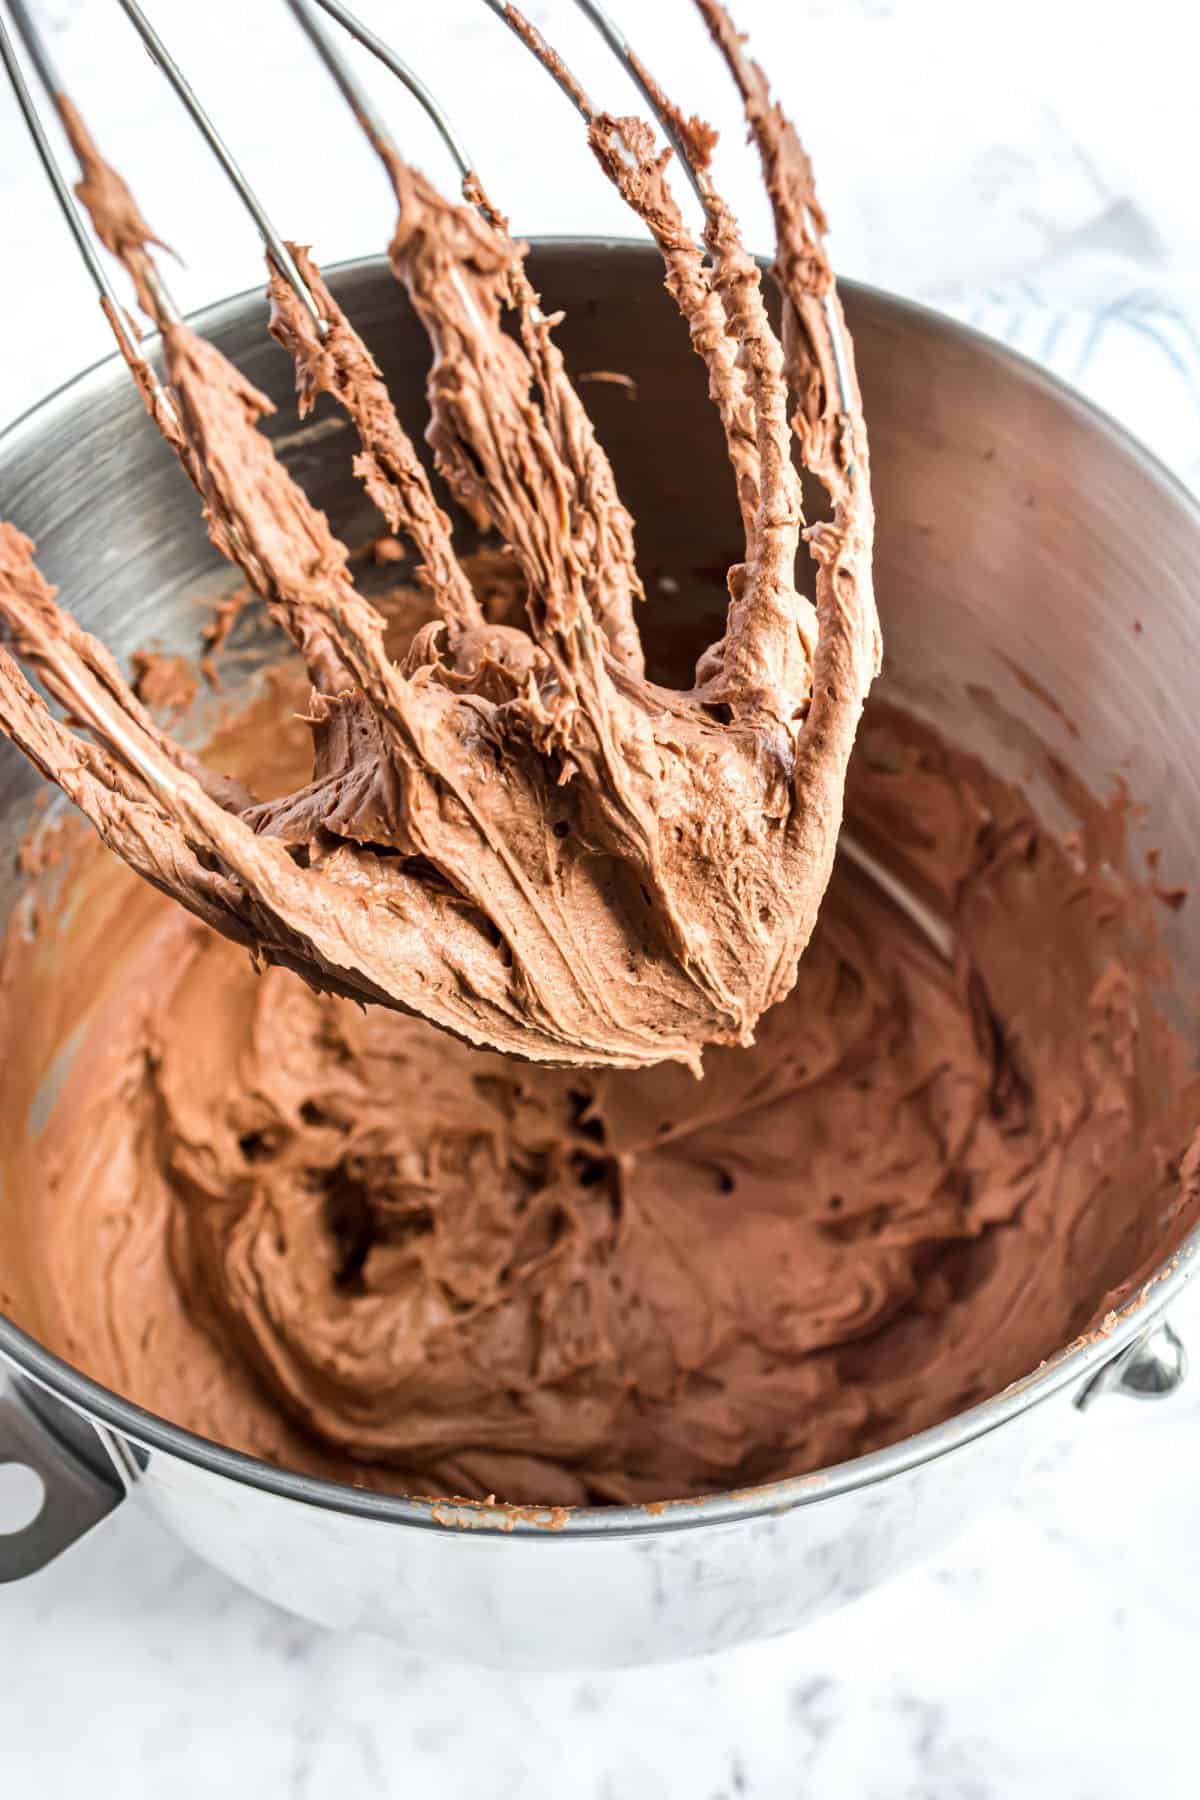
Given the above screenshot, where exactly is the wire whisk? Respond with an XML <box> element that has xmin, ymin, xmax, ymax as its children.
<box><xmin>0</xmin><ymin>0</ymin><xmax>894</xmax><ymax>1071</ymax></box>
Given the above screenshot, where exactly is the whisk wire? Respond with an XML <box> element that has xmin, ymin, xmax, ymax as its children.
<box><xmin>478</xmin><ymin>0</ymin><xmax>598</xmax><ymax>123</ymax></box>
<box><xmin>570</xmin><ymin>0</ymin><xmax>708</xmax><ymax>205</ymax></box>
<box><xmin>284</xmin><ymin>0</ymin><xmax>401</xmax><ymax>168</ymax></box>
<box><xmin>114</xmin><ymin>0</ymin><xmax>329</xmax><ymax>335</ymax></box>
<box><xmin>304</xmin><ymin>0</ymin><xmax>475</xmax><ymax>184</ymax></box>
<box><xmin>0</xmin><ymin>4</ymin><xmax>138</xmax><ymax>345</ymax></box>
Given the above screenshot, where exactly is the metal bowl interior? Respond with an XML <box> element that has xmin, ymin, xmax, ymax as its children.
<box><xmin>1</xmin><ymin>243</ymin><xmax>1199</xmax><ymax>1538</ymax></box>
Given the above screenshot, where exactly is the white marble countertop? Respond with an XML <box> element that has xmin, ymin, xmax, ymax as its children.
<box><xmin>9</xmin><ymin>1397</ymin><xmax>1200</xmax><ymax>1798</ymax></box>
<box><xmin>2</xmin><ymin>2</ymin><xmax>1200</xmax><ymax>1794</ymax></box>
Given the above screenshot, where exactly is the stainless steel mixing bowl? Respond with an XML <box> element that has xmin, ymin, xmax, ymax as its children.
<box><xmin>0</xmin><ymin>245</ymin><xmax>1196</xmax><ymax>1666</ymax></box>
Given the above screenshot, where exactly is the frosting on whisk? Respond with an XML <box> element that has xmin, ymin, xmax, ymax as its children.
<box><xmin>0</xmin><ymin>3</ymin><xmax>878</xmax><ymax>1070</ymax></box>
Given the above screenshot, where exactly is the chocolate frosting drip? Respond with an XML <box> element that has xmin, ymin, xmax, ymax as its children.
<box><xmin>0</xmin><ymin>4</ymin><xmax>879</xmax><ymax>1071</ymax></box>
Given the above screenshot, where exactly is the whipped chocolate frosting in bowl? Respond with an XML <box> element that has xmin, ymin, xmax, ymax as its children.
<box><xmin>1</xmin><ymin>4</ymin><xmax>1200</xmax><ymax>1665</ymax></box>
<box><xmin>3</xmin><ymin>609</ymin><xmax>1198</xmax><ymax>1509</ymax></box>
<box><xmin>1</xmin><ymin>245</ymin><xmax>1200</xmax><ymax>1661</ymax></box>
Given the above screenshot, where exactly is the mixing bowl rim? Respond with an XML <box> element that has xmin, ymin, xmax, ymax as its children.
<box><xmin>1</xmin><ymin>241</ymin><xmax>1197</xmax><ymax>1539</ymax></box>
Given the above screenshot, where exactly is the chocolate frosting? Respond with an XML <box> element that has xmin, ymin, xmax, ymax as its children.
<box><xmin>0</xmin><ymin>9</ymin><xmax>879</xmax><ymax>1072</ymax></box>
<box><xmin>1</xmin><ymin>3</ymin><xmax>1195</xmax><ymax>1513</ymax></box>
<box><xmin>3</xmin><ymin>601</ymin><xmax>1197</xmax><ymax>1507</ymax></box>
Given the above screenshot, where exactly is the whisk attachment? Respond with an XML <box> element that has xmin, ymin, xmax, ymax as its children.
<box><xmin>0</xmin><ymin>0</ymin><xmax>883</xmax><ymax>1068</ymax></box>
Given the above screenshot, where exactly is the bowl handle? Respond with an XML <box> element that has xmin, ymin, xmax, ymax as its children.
<box><xmin>1075</xmin><ymin>1320</ymin><xmax>1189</xmax><ymax>1411</ymax></box>
<box><xmin>0</xmin><ymin>1377</ymin><xmax>125</xmax><ymax>1582</ymax></box>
